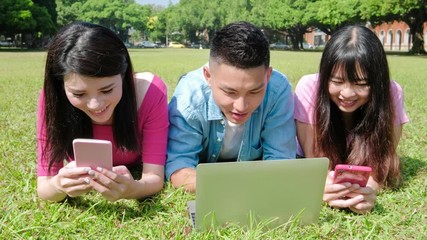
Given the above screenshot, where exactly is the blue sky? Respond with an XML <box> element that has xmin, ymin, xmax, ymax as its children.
<box><xmin>136</xmin><ymin>0</ymin><xmax>179</xmax><ymax>7</ymax></box>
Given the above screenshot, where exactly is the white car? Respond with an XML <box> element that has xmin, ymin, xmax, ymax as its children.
<box><xmin>0</xmin><ymin>40</ymin><xmax>13</xmax><ymax>47</ymax></box>
<box><xmin>136</xmin><ymin>41</ymin><xmax>157</xmax><ymax>48</ymax></box>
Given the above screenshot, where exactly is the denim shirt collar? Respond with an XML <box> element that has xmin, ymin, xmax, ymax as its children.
<box><xmin>207</xmin><ymin>93</ymin><xmax>223</xmax><ymax>121</ymax></box>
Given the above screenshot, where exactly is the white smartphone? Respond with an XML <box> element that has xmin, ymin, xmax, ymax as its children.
<box><xmin>72</xmin><ymin>138</ymin><xmax>113</xmax><ymax>170</ymax></box>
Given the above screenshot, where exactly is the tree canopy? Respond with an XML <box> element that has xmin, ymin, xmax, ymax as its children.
<box><xmin>0</xmin><ymin>0</ymin><xmax>56</xmax><ymax>45</ymax></box>
<box><xmin>1</xmin><ymin>0</ymin><xmax>425</xmax><ymax>53</ymax></box>
<box><xmin>152</xmin><ymin>0</ymin><xmax>426</xmax><ymax>53</ymax></box>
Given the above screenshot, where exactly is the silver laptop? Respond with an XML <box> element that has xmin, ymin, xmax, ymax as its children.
<box><xmin>187</xmin><ymin>158</ymin><xmax>329</xmax><ymax>231</ymax></box>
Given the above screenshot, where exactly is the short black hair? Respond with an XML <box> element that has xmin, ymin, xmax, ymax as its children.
<box><xmin>210</xmin><ymin>21</ymin><xmax>270</xmax><ymax>69</ymax></box>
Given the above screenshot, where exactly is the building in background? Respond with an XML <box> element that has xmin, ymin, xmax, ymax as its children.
<box><xmin>304</xmin><ymin>21</ymin><xmax>427</xmax><ymax>51</ymax></box>
<box><xmin>372</xmin><ymin>21</ymin><xmax>427</xmax><ymax>51</ymax></box>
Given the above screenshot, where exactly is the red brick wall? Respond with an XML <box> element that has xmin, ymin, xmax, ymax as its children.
<box><xmin>372</xmin><ymin>21</ymin><xmax>427</xmax><ymax>51</ymax></box>
<box><xmin>304</xmin><ymin>21</ymin><xmax>427</xmax><ymax>51</ymax></box>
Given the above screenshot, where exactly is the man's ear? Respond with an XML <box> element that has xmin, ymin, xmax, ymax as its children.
<box><xmin>265</xmin><ymin>67</ymin><xmax>273</xmax><ymax>83</ymax></box>
<box><xmin>203</xmin><ymin>65</ymin><xmax>212</xmax><ymax>86</ymax></box>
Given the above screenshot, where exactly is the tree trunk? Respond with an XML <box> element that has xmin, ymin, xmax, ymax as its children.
<box><xmin>408</xmin><ymin>6</ymin><xmax>426</xmax><ymax>55</ymax></box>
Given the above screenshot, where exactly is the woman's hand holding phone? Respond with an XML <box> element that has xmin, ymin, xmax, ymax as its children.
<box><xmin>324</xmin><ymin>171</ymin><xmax>363</xmax><ymax>207</ymax></box>
<box><xmin>50</xmin><ymin>160</ymin><xmax>137</xmax><ymax>202</ymax></box>
<box><xmin>84</xmin><ymin>165</ymin><xmax>136</xmax><ymax>202</ymax></box>
<box><xmin>71</xmin><ymin>138</ymin><xmax>133</xmax><ymax>201</ymax></box>
<box><xmin>51</xmin><ymin>161</ymin><xmax>93</xmax><ymax>198</ymax></box>
<box><xmin>345</xmin><ymin>177</ymin><xmax>378</xmax><ymax>214</ymax></box>
<box><xmin>323</xmin><ymin>170</ymin><xmax>379</xmax><ymax>214</ymax></box>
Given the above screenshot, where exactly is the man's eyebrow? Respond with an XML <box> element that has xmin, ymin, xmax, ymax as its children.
<box><xmin>219</xmin><ymin>85</ymin><xmax>236</xmax><ymax>91</ymax></box>
<box><xmin>249</xmin><ymin>83</ymin><xmax>266</xmax><ymax>91</ymax></box>
<box><xmin>219</xmin><ymin>82</ymin><xmax>265</xmax><ymax>92</ymax></box>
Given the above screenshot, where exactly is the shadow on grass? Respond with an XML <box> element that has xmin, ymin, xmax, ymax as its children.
<box><xmin>319</xmin><ymin>201</ymin><xmax>385</xmax><ymax>219</ymax></box>
<box><xmin>65</xmin><ymin>193</ymin><xmax>167</xmax><ymax>220</ymax></box>
<box><xmin>376</xmin><ymin>156</ymin><xmax>427</xmax><ymax>194</ymax></box>
<box><xmin>400</xmin><ymin>156</ymin><xmax>426</xmax><ymax>183</ymax></box>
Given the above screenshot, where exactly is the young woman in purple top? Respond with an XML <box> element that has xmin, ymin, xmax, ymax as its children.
<box><xmin>294</xmin><ymin>25</ymin><xmax>409</xmax><ymax>214</ymax></box>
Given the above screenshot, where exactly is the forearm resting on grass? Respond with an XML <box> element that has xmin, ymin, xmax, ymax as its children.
<box><xmin>37</xmin><ymin>160</ymin><xmax>94</xmax><ymax>201</ymax></box>
<box><xmin>170</xmin><ymin>168</ymin><xmax>196</xmax><ymax>193</ymax></box>
<box><xmin>125</xmin><ymin>164</ymin><xmax>165</xmax><ymax>200</ymax></box>
<box><xmin>37</xmin><ymin>175</ymin><xmax>91</xmax><ymax>202</ymax></box>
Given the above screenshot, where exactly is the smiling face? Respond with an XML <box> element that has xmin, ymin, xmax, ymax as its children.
<box><xmin>64</xmin><ymin>73</ymin><xmax>123</xmax><ymax>125</ymax></box>
<box><xmin>204</xmin><ymin>61</ymin><xmax>272</xmax><ymax>124</ymax></box>
<box><xmin>328</xmin><ymin>65</ymin><xmax>371</xmax><ymax>118</ymax></box>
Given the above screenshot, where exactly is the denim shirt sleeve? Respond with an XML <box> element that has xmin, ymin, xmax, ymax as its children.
<box><xmin>166</xmin><ymin>68</ymin><xmax>209</xmax><ymax>180</ymax></box>
<box><xmin>260</xmin><ymin>70</ymin><xmax>296</xmax><ymax>159</ymax></box>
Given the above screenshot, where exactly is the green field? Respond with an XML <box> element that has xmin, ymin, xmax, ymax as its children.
<box><xmin>0</xmin><ymin>49</ymin><xmax>426</xmax><ymax>239</ymax></box>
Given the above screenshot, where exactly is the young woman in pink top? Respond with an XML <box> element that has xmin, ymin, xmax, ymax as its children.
<box><xmin>37</xmin><ymin>22</ymin><xmax>169</xmax><ymax>202</ymax></box>
<box><xmin>294</xmin><ymin>25</ymin><xmax>409</xmax><ymax>214</ymax></box>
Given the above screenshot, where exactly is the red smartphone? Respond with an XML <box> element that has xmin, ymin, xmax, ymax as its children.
<box><xmin>333</xmin><ymin>164</ymin><xmax>372</xmax><ymax>187</ymax></box>
<box><xmin>73</xmin><ymin>138</ymin><xmax>113</xmax><ymax>170</ymax></box>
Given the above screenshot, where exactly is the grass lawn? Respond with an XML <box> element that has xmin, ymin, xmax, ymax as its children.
<box><xmin>0</xmin><ymin>48</ymin><xmax>426</xmax><ymax>239</ymax></box>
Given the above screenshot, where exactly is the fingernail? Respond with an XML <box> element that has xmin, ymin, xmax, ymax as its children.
<box><xmin>96</xmin><ymin>167</ymin><xmax>103</xmax><ymax>172</ymax></box>
<box><xmin>88</xmin><ymin>170</ymin><xmax>95</xmax><ymax>176</ymax></box>
<box><xmin>84</xmin><ymin>167</ymin><xmax>91</xmax><ymax>172</ymax></box>
<box><xmin>83</xmin><ymin>177</ymin><xmax>90</xmax><ymax>184</ymax></box>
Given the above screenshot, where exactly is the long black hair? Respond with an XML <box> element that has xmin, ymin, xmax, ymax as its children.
<box><xmin>43</xmin><ymin>22</ymin><xmax>139</xmax><ymax>171</ymax></box>
<box><xmin>315</xmin><ymin>25</ymin><xmax>399</xmax><ymax>186</ymax></box>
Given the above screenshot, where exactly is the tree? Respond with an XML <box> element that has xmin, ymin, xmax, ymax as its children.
<box><xmin>360</xmin><ymin>0</ymin><xmax>426</xmax><ymax>54</ymax></box>
<box><xmin>0</xmin><ymin>0</ymin><xmax>56</xmax><ymax>47</ymax></box>
<box><xmin>149</xmin><ymin>9</ymin><xmax>168</xmax><ymax>43</ymax></box>
<box><xmin>310</xmin><ymin>0</ymin><xmax>362</xmax><ymax>35</ymax></box>
<box><xmin>56</xmin><ymin>0</ymin><xmax>152</xmax><ymax>43</ymax></box>
<box><xmin>222</xmin><ymin>0</ymin><xmax>253</xmax><ymax>24</ymax></box>
<box><xmin>31</xmin><ymin>2</ymin><xmax>56</xmax><ymax>35</ymax></box>
<box><xmin>259</xmin><ymin>0</ymin><xmax>317</xmax><ymax>50</ymax></box>
<box><xmin>79</xmin><ymin>0</ymin><xmax>129</xmax><ymax>40</ymax></box>
<box><xmin>0</xmin><ymin>0</ymin><xmax>35</xmax><ymax>36</ymax></box>
<box><xmin>34</xmin><ymin>0</ymin><xmax>57</xmax><ymax>27</ymax></box>
<box><xmin>138</xmin><ymin>0</ymin><xmax>427</xmax><ymax>54</ymax></box>
<box><xmin>168</xmin><ymin>0</ymin><xmax>202</xmax><ymax>43</ymax></box>
<box><xmin>56</xmin><ymin>0</ymin><xmax>83</xmax><ymax>26</ymax></box>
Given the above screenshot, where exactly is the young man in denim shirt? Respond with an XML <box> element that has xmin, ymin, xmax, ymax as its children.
<box><xmin>166</xmin><ymin>21</ymin><xmax>296</xmax><ymax>192</ymax></box>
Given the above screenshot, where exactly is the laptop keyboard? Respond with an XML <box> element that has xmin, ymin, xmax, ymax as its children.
<box><xmin>187</xmin><ymin>200</ymin><xmax>196</xmax><ymax>228</ymax></box>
